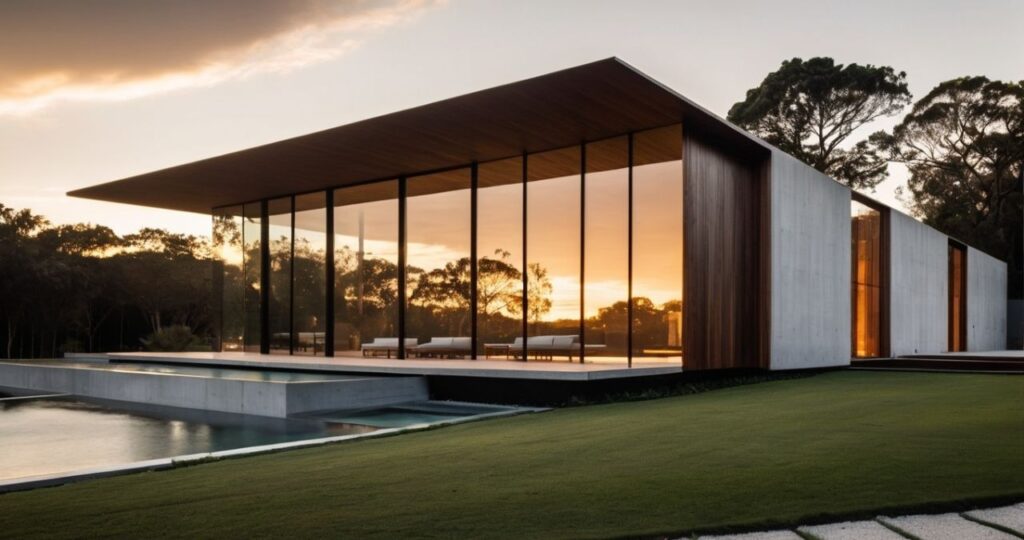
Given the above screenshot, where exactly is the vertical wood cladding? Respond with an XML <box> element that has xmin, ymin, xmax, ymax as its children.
<box><xmin>683</xmin><ymin>130</ymin><xmax>764</xmax><ymax>370</ymax></box>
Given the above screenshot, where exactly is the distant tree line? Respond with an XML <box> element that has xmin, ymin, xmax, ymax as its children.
<box><xmin>0</xmin><ymin>204</ymin><xmax>212</xmax><ymax>358</ymax></box>
<box><xmin>729</xmin><ymin>58</ymin><xmax>1022</xmax><ymax>299</ymax></box>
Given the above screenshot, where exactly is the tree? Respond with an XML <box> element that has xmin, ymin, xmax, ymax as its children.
<box><xmin>728</xmin><ymin>57</ymin><xmax>911</xmax><ymax>189</ymax></box>
<box><xmin>880</xmin><ymin>76</ymin><xmax>1023</xmax><ymax>296</ymax></box>
<box><xmin>526</xmin><ymin>263</ymin><xmax>552</xmax><ymax>326</ymax></box>
<box><xmin>0</xmin><ymin>205</ymin><xmax>48</xmax><ymax>357</ymax></box>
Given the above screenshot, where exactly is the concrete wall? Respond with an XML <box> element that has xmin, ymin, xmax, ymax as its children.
<box><xmin>966</xmin><ymin>247</ymin><xmax>1007</xmax><ymax>350</ymax></box>
<box><xmin>769</xmin><ymin>150</ymin><xmax>851</xmax><ymax>369</ymax></box>
<box><xmin>889</xmin><ymin>211</ymin><xmax>949</xmax><ymax>356</ymax></box>
<box><xmin>0</xmin><ymin>363</ymin><xmax>428</xmax><ymax>417</ymax></box>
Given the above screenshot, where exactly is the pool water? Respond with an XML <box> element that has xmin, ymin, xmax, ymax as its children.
<box><xmin>0</xmin><ymin>396</ymin><xmax>375</xmax><ymax>482</ymax></box>
<box><xmin>0</xmin><ymin>395</ymin><xmax>513</xmax><ymax>484</ymax></box>
<box><xmin>315</xmin><ymin>402</ymin><xmax>502</xmax><ymax>428</ymax></box>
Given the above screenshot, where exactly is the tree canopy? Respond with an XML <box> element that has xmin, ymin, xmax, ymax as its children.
<box><xmin>880</xmin><ymin>76</ymin><xmax>1023</xmax><ymax>295</ymax></box>
<box><xmin>728</xmin><ymin>57</ymin><xmax>911</xmax><ymax>189</ymax></box>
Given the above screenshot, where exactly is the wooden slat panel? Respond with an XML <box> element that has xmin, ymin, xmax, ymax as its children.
<box><xmin>683</xmin><ymin>130</ymin><xmax>764</xmax><ymax>370</ymax></box>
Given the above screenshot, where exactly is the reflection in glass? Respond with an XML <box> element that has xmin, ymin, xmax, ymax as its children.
<box><xmin>406</xmin><ymin>169</ymin><xmax>472</xmax><ymax>357</ymax></box>
<box><xmin>584</xmin><ymin>137</ymin><xmax>629</xmax><ymax>359</ymax></box>
<box><xmin>632</xmin><ymin>125</ymin><xmax>683</xmax><ymax>361</ymax></box>
<box><xmin>333</xmin><ymin>181</ymin><xmax>400</xmax><ymax>357</ymax></box>
<box><xmin>527</xmin><ymin>146</ymin><xmax>581</xmax><ymax>360</ymax></box>
<box><xmin>477</xmin><ymin>157</ymin><xmax>524</xmax><ymax>359</ymax></box>
<box><xmin>267</xmin><ymin>197</ymin><xmax>292</xmax><ymax>354</ymax></box>
<box><xmin>242</xmin><ymin>202</ymin><xmax>262</xmax><ymax>353</ymax></box>
<box><xmin>293</xmin><ymin>193</ymin><xmax>327</xmax><ymax>356</ymax></box>
<box><xmin>214</xmin><ymin>206</ymin><xmax>244</xmax><ymax>352</ymax></box>
<box><xmin>851</xmin><ymin>200</ymin><xmax>882</xmax><ymax>357</ymax></box>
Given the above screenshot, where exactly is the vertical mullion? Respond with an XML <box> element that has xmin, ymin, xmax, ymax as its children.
<box><xmin>398</xmin><ymin>176</ymin><xmax>408</xmax><ymax>360</ymax></box>
<box><xmin>579</xmin><ymin>143</ymin><xmax>586</xmax><ymax>364</ymax></box>
<box><xmin>289</xmin><ymin>196</ymin><xmax>296</xmax><ymax>356</ymax></box>
<box><xmin>521</xmin><ymin>152</ymin><xmax>528</xmax><ymax>362</ymax></box>
<box><xmin>260</xmin><ymin>200</ymin><xmax>270</xmax><ymax>355</ymax></box>
<box><xmin>470</xmin><ymin>162</ymin><xmax>479</xmax><ymax>360</ymax></box>
<box><xmin>627</xmin><ymin>133</ymin><xmax>634</xmax><ymax>369</ymax></box>
<box><xmin>325</xmin><ymin>190</ymin><xmax>335</xmax><ymax>357</ymax></box>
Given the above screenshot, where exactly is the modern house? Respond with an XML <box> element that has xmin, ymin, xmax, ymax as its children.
<box><xmin>69</xmin><ymin>58</ymin><xmax>1008</xmax><ymax>373</ymax></box>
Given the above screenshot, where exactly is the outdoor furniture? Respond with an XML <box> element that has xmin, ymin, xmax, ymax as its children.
<box><xmin>294</xmin><ymin>332</ymin><xmax>325</xmax><ymax>353</ymax></box>
<box><xmin>507</xmin><ymin>335</ymin><xmax>606</xmax><ymax>361</ymax></box>
<box><xmin>361</xmin><ymin>337</ymin><xmax>418</xmax><ymax>358</ymax></box>
<box><xmin>484</xmin><ymin>338</ymin><xmax>520</xmax><ymax>359</ymax></box>
<box><xmin>410</xmin><ymin>337</ymin><xmax>472</xmax><ymax>358</ymax></box>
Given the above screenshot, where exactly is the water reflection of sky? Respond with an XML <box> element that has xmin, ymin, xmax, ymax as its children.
<box><xmin>0</xmin><ymin>397</ymin><xmax>375</xmax><ymax>482</ymax></box>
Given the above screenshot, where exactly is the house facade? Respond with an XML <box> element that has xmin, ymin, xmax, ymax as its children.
<box><xmin>70</xmin><ymin>58</ymin><xmax>1008</xmax><ymax>370</ymax></box>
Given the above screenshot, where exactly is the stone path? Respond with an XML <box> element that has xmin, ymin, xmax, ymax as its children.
<box><xmin>692</xmin><ymin>503</ymin><xmax>1024</xmax><ymax>539</ymax></box>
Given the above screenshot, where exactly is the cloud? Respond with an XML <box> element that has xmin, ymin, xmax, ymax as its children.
<box><xmin>0</xmin><ymin>0</ymin><xmax>441</xmax><ymax>115</ymax></box>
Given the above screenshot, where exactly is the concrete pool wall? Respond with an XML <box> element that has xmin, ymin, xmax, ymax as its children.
<box><xmin>0</xmin><ymin>362</ymin><xmax>428</xmax><ymax>418</ymax></box>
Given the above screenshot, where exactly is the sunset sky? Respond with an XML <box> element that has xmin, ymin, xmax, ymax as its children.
<box><xmin>1</xmin><ymin>0</ymin><xmax>1022</xmax><ymax>239</ymax></box>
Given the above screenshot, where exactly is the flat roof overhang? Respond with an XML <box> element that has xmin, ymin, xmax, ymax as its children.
<box><xmin>68</xmin><ymin>57</ymin><xmax>769</xmax><ymax>214</ymax></box>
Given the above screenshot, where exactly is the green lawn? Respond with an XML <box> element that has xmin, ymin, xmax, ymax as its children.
<box><xmin>1</xmin><ymin>371</ymin><xmax>1022</xmax><ymax>539</ymax></box>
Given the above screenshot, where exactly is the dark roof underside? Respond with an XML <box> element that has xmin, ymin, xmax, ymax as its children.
<box><xmin>69</xmin><ymin>58</ymin><xmax>768</xmax><ymax>214</ymax></box>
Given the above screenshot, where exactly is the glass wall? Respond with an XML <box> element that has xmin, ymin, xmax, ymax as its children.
<box><xmin>215</xmin><ymin>124</ymin><xmax>693</xmax><ymax>365</ymax></box>
<box><xmin>584</xmin><ymin>136</ymin><xmax>629</xmax><ymax>360</ymax></box>
<box><xmin>293</xmin><ymin>192</ymin><xmax>327</xmax><ymax>356</ymax></box>
<box><xmin>477</xmin><ymin>157</ymin><xmax>524</xmax><ymax>359</ymax></box>
<box><xmin>527</xmin><ymin>146</ymin><xmax>582</xmax><ymax>360</ymax></box>
<box><xmin>632</xmin><ymin>125</ymin><xmax>684</xmax><ymax>362</ymax></box>
<box><xmin>267</xmin><ymin>197</ymin><xmax>292</xmax><ymax>354</ymax></box>
<box><xmin>214</xmin><ymin>206</ymin><xmax>245</xmax><ymax>351</ymax></box>
<box><xmin>851</xmin><ymin>200</ymin><xmax>882</xmax><ymax>358</ymax></box>
<box><xmin>333</xmin><ymin>181</ymin><xmax>400</xmax><ymax>357</ymax></box>
<box><xmin>242</xmin><ymin>202</ymin><xmax>262</xmax><ymax>353</ymax></box>
<box><xmin>405</xmin><ymin>168</ymin><xmax>472</xmax><ymax>356</ymax></box>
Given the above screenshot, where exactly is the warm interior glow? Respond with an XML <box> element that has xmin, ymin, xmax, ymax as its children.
<box><xmin>851</xmin><ymin>201</ymin><xmax>882</xmax><ymax>358</ymax></box>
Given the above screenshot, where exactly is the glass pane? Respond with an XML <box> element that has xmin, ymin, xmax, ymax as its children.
<box><xmin>406</xmin><ymin>168</ymin><xmax>472</xmax><ymax>358</ymax></box>
<box><xmin>334</xmin><ymin>181</ymin><xmax>399</xmax><ymax>358</ymax></box>
<box><xmin>851</xmin><ymin>200</ymin><xmax>882</xmax><ymax>357</ymax></box>
<box><xmin>293</xmin><ymin>192</ymin><xmax>327</xmax><ymax>356</ymax></box>
<box><xmin>527</xmin><ymin>146</ymin><xmax>581</xmax><ymax>361</ymax></box>
<box><xmin>267</xmin><ymin>197</ymin><xmax>292</xmax><ymax>354</ymax></box>
<box><xmin>632</xmin><ymin>125</ymin><xmax>683</xmax><ymax>362</ymax></box>
<box><xmin>242</xmin><ymin>202</ymin><xmax>262</xmax><ymax>353</ymax></box>
<box><xmin>214</xmin><ymin>206</ymin><xmax>244</xmax><ymax>352</ymax></box>
<box><xmin>584</xmin><ymin>136</ymin><xmax>629</xmax><ymax>360</ymax></box>
<box><xmin>477</xmin><ymin>157</ymin><xmax>524</xmax><ymax>360</ymax></box>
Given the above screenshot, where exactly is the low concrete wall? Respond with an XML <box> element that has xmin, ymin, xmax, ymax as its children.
<box><xmin>769</xmin><ymin>151</ymin><xmax>851</xmax><ymax>370</ymax></box>
<box><xmin>0</xmin><ymin>363</ymin><xmax>427</xmax><ymax>418</ymax></box>
<box><xmin>889</xmin><ymin>212</ymin><xmax>949</xmax><ymax>356</ymax></box>
<box><xmin>967</xmin><ymin>247</ymin><xmax>1007</xmax><ymax>350</ymax></box>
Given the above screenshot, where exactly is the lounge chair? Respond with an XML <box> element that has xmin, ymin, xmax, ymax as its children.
<box><xmin>295</xmin><ymin>331</ymin><xmax>325</xmax><ymax>353</ymax></box>
<box><xmin>507</xmin><ymin>335</ymin><xmax>608</xmax><ymax>360</ymax></box>
<box><xmin>361</xmin><ymin>337</ymin><xmax>418</xmax><ymax>358</ymax></box>
<box><xmin>410</xmin><ymin>337</ymin><xmax>472</xmax><ymax>358</ymax></box>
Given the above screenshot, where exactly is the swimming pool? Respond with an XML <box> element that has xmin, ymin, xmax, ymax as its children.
<box><xmin>0</xmin><ymin>394</ymin><xmax>520</xmax><ymax>485</ymax></box>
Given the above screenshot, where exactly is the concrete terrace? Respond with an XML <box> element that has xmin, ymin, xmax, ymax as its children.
<box><xmin>104</xmin><ymin>352</ymin><xmax>683</xmax><ymax>381</ymax></box>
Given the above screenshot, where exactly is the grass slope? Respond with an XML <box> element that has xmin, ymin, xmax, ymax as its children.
<box><xmin>0</xmin><ymin>371</ymin><xmax>1022</xmax><ymax>539</ymax></box>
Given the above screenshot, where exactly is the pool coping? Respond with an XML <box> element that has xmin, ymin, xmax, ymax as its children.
<box><xmin>0</xmin><ymin>401</ymin><xmax>547</xmax><ymax>495</ymax></box>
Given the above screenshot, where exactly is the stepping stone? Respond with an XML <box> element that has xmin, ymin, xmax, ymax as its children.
<box><xmin>964</xmin><ymin>503</ymin><xmax>1024</xmax><ymax>536</ymax></box>
<box><xmin>878</xmin><ymin>512</ymin><xmax>1017</xmax><ymax>540</ymax></box>
<box><xmin>698</xmin><ymin>531</ymin><xmax>801</xmax><ymax>540</ymax></box>
<box><xmin>798</xmin><ymin>520</ymin><xmax>904</xmax><ymax>540</ymax></box>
